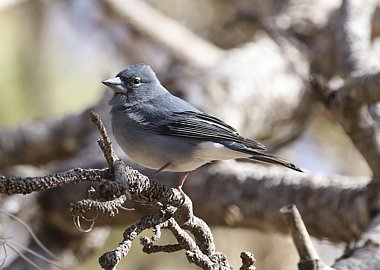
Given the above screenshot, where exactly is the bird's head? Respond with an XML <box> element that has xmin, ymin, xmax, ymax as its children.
<box><xmin>103</xmin><ymin>64</ymin><xmax>161</xmax><ymax>103</ymax></box>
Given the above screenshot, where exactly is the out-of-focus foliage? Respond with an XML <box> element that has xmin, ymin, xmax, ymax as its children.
<box><xmin>0</xmin><ymin>1</ymin><xmax>122</xmax><ymax>127</ymax></box>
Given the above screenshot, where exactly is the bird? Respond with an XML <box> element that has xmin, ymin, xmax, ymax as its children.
<box><xmin>102</xmin><ymin>64</ymin><xmax>302</xmax><ymax>192</ymax></box>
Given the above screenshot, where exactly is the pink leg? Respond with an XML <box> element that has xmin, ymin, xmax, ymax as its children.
<box><xmin>154</xmin><ymin>164</ymin><xmax>190</xmax><ymax>200</ymax></box>
<box><xmin>176</xmin><ymin>172</ymin><xmax>189</xmax><ymax>196</ymax></box>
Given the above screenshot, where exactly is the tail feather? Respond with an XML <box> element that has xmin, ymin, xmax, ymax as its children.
<box><xmin>249</xmin><ymin>152</ymin><xmax>303</xmax><ymax>172</ymax></box>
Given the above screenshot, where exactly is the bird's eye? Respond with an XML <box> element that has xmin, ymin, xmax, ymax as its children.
<box><xmin>132</xmin><ymin>77</ymin><xmax>141</xmax><ymax>86</ymax></box>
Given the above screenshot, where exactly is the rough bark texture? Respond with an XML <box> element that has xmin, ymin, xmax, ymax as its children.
<box><xmin>1</xmin><ymin>0</ymin><xmax>380</xmax><ymax>269</ymax></box>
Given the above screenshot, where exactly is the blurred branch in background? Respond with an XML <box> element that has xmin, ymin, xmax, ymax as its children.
<box><xmin>1</xmin><ymin>0</ymin><xmax>380</xmax><ymax>269</ymax></box>
<box><xmin>105</xmin><ymin>0</ymin><xmax>224</xmax><ymax>69</ymax></box>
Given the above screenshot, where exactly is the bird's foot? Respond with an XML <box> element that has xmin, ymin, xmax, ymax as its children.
<box><xmin>175</xmin><ymin>185</ymin><xmax>187</xmax><ymax>205</ymax></box>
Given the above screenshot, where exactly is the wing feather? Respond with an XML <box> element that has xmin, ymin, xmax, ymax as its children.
<box><xmin>151</xmin><ymin>111</ymin><xmax>266</xmax><ymax>151</ymax></box>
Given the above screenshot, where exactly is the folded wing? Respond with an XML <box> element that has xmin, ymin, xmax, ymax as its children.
<box><xmin>151</xmin><ymin>111</ymin><xmax>266</xmax><ymax>151</ymax></box>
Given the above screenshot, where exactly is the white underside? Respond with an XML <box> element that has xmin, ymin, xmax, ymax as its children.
<box><xmin>112</xmin><ymin>117</ymin><xmax>251</xmax><ymax>172</ymax></box>
<box><xmin>120</xmin><ymin>136</ymin><xmax>250</xmax><ymax>172</ymax></box>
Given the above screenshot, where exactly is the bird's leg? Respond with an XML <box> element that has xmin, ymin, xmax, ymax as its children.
<box><xmin>154</xmin><ymin>164</ymin><xmax>189</xmax><ymax>201</ymax></box>
<box><xmin>154</xmin><ymin>162</ymin><xmax>171</xmax><ymax>176</ymax></box>
<box><xmin>176</xmin><ymin>172</ymin><xmax>189</xmax><ymax>197</ymax></box>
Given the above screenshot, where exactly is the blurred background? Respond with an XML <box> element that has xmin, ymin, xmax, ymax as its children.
<box><xmin>0</xmin><ymin>0</ymin><xmax>373</xmax><ymax>269</ymax></box>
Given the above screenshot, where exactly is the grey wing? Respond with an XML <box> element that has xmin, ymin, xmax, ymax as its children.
<box><xmin>151</xmin><ymin>111</ymin><xmax>266</xmax><ymax>151</ymax></box>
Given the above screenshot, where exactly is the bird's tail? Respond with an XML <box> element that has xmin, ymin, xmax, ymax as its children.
<box><xmin>249</xmin><ymin>152</ymin><xmax>303</xmax><ymax>172</ymax></box>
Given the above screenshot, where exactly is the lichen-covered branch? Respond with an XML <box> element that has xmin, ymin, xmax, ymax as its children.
<box><xmin>0</xmin><ymin>168</ymin><xmax>108</xmax><ymax>195</ymax></box>
<box><xmin>239</xmin><ymin>252</ymin><xmax>256</xmax><ymax>270</ymax></box>
<box><xmin>2</xmin><ymin>1</ymin><xmax>380</xmax><ymax>269</ymax></box>
<box><xmin>2</xmin><ymin>112</ymin><xmax>255</xmax><ymax>270</ymax></box>
<box><xmin>99</xmin><ymin>212</ymin><xmax>173</xmax><ymax>270</ymax></box>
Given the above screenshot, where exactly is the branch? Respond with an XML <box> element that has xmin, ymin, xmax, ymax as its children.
<box><xmin>90</xmin><ymin>111</ymin><xmax>118</xmax><ymax>167</ymax></box>
<box><xmin>330</xmin><ymin>214</ymin><xmax>380</xmax><ymax>269</ymax></box>
<box><xmin>3</xmin><ymin>112</ymin><xmax>258</xmax><ymax>270</ymax></box>
<box><xmin>239</xmin><ymin>252</ymin><xmax>256</xmax><ymax>270</ymax></box>
<box><xmin>311</xmin><ymin>75</ymin><xmax>380</xmax><ymax>180</ymax></box>
<box><xmin>1</xmin><ymin>156</ymin><xmax>373</xmax><ymax>243</ymax></box>
<box><xmin>281</xmin><ymin>205</ymin><xmax>333</xmax><ymax>270</ymax></box>
<box><xmin>2</xmin><ymin>111</ymin><xmax>377</xmax><ymax>268</ymax></box>
<box><xmin>329</xmin><ymin>1</ymin><xmax>380</xmax><ymax>180</ymax></box>
<box><xmin>0</xmin><ymin>99</ymin><xmax>107</xmax><ymax>171</ymax></box>
<box><xmin>104</xmin><ymin>0</ymin><xmax>224</xmax><ymax>68</ymax></box>
<box><xmin>282</xmin><ymin>204</ymin><xmax>380</xmax><ymax>270</ymax></box>
<box><xmin>337</xmin><ymin>0</ymin><xmax>377</xmax><ymax>76</ymax></box>
<box><xmin>0</xmin><ymin>168</ymin><xmax>108</xmax><ymax>195</ymax></box>
<box><xmin>330</xmin><ymin>71</ymin><xmax>380</xmax><ymax>108</ymax></box>
<box><xmin>2</xmin><ymin>146</ymin><xmax>374</xmax><ymax>245</ymax></box>
<box><xmin>86</xmin><ymin>111</ymin><xmax>240</xmax><ymax>270</ymax></box>
<box><xmin>99</xmin><ymin>212</ymin><xmax>173</xmax><ymax>270</ymax></box>
<box><xmin>190</xmin><ymin>162</ymin><xmax>370</xmax><ymax>243</ymax></box>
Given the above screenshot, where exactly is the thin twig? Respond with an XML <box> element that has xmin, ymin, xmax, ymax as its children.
<box><xmin>90</xmin><ymin>111</ymin><xmax>118</xmax><ymax>168</ymax></box>
<box><xmin>280</xmin><ymin>205</ymin><xmax>332</xmax><ymax>269</ymax></box>
<box><xmin>0</xmin><ymin>210</ymin><xmax>57</xmax><ymax>260</ymax></box>
<box><xmin>5</xmin><ymin>240</ymin><xmax>65</xmax><ymax>270</ymax></box>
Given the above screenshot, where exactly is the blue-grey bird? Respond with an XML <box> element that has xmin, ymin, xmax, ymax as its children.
<box><xmin>103</xmin><ymin>64</ymin><xmax>302</xmax><ymax>190</ymax></box>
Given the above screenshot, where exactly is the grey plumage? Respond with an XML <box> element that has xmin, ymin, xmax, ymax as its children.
<box><xmin>103</xmin><ymin>64</ymin><xmax>302</xmax><ymax>173</ymax></box>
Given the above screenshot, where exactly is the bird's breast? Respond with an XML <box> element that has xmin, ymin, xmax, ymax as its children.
<box><xmin>111</xmin><ymin>111</ymin><xmax>251</xmax><ymax>172</ymax></box>
<box><xmin>111</xmin><ymin>112</ymin><xmax>204</xmax><ymax>171</ymax></box>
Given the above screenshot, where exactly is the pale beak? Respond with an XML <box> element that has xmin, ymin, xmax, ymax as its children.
<box><xmin>102</xmin><ymin>77</ymin><xmax>123</xmax><ymax>93</ymax></box>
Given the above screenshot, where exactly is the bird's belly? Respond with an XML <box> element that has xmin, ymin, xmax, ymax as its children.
<box><xmin>113</xmin><ymin>126</ymin><xmax>208</xmax><ymax>172</ymax></box>
<box><xmin>113</xmin><ymin>123</ymin><xmax>251</xmax><ymax>172</ymax></box>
